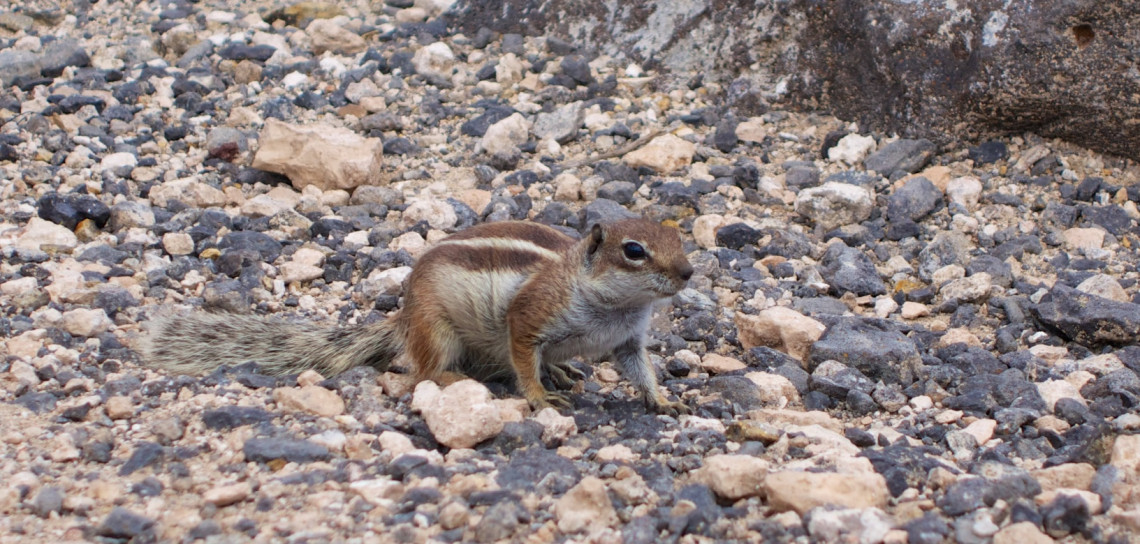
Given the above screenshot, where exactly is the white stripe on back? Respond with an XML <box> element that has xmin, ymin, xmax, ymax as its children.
<box><xmin>433</xmin><ymin>237</ymin><xmax>562</xmax><ymax>262</ymax></box>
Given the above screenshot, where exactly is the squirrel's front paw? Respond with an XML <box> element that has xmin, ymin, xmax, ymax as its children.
<box><xmin>529</xmin><ymin>390</ymin><xmax>573</xmax><ymax>411</ymax></box>
<box><xmin>649</xmin><ymin>397</ymin><xmax>691</xmax><ymax>417</ymax></box>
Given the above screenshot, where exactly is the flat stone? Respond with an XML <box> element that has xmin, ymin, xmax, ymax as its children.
<box><xmin>735</xmin><ymin>306</ymin><xmax>825</xmax><ymax>362</ymax></box>
<box><xmin>622</xmin><ymin>134</ymin><xmax>695</xmax><ymax>174</ymax></box>
<box><xmin>252</xmin><ymin>119</ymin><xmax>384</xmax><ymax>191</ymax></box>
<box><xmin>416</xmin><ymin>380</ymin><xmax>504</xmax><ymax>449</ymax></box>
<box><xmin>691</xmin><ymin>454</ymin><xmax>769</xmax><ymax>501</ymax></box>
<box><xmin>273</xmin><ymin>385</ymin><xmax>345</xmax><ymax>417</ymax></box>
<box><xmin>764</xmin><ymin>471</ymin><xmax>889</xmax><ymax>515</ymax></box>
<box><xmin>795</xmin><ymin>182</ymin><xmax>875</xmax><ymax>231</ymax></box>
<box><xmin>554</xmin><ymin>476</ymin><xmax>618</xmax><ymax>533</ymax></box>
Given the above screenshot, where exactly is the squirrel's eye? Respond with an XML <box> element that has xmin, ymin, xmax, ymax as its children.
<box><xmin>622</xmin><ymin>242</ymin><xmax>647</xmax><ymax>260</ymax></box>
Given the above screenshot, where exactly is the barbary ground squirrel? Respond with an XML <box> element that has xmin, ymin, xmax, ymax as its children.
<box><xmin>144</xmin><ymin>218</ymin><xmax>695</xmax><ymax>415</ymax></box>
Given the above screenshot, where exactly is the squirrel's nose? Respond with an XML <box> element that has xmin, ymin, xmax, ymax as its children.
<box><xmin>678</xmin><ymin>263</ymin><xmax>694</xmax><ymax>282</ymax></box>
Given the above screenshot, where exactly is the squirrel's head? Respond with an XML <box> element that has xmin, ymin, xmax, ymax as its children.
<box><xmin>585</xmin><ymin>218</ymin><xmax>693</xmax><ymax>304</ymax></box>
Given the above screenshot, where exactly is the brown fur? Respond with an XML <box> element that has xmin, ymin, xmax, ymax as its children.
<box><xmin>143</xmin><ymin>218</ymin><xmax>694</xmax><ymax>414</ymax></box>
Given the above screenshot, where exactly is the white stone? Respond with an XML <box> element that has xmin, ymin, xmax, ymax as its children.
<box><xmin>622</xmin><ymin>134</ymin><xmax>695</xmax><ymax>174</ymax></box>
<box><xmin>412</xmin><ymin>42</ymin><xmax>455</xmax><ymax>80</ymax></box>
<box><xmin>99</xmin><ymin>152</ymin><xmax>137</xmax><ymax>177</ymax></box>
<box><xmin>306</xmin><ymin>19</ymin><xmax>366</xmax><ymax>55</ymax></box>
<box><xmin>1076</xmin><ymin>274</ymin><xmax>1129</xmax><ymax>302</ymax></box>
<box><xmin>361</xmin><ymin>266</ymin><xmax>412</xmax><ymax>298</ymax></box>
<box><xmin>533</xmin><ymin>408</ymin><xmax>577</xmax><ymax>444</ymax></box>
<box><xmin>735</xmin><ymin>306</ymin><xmax>825</xmax><ymax>362</ymax></box>
<box><xmin>162</xmin><ymin>233</ymin><xmax>195</xmax><ymax>256</ymax></box>
<box><xmin>59</xmin><ymin>308</ymin><xmax>114</xmax><ymax>337</ymax></box>
<box><xmin>402</xmin><ymin>198</ymin><xmax>458</xmax><ymax>230</ymax></box>
<box><xmin>945</xmin><ymin>177</ymin><xmax>983</xmax><ymax>209</ymax></box>
<box><xmin>417</xmin><ymin>379</ymin><xmax>504</xmax><ymax>449</ymax></box>
<box><xmin>554</xmin><ymin>477</ymin><xmax>618</xmax><ymax>534</ymax></box>
<box><xmin>940</xmin><ymin>273</ymin><xmax>993</xmax><ymax>303</ymax></box>
<box><xmin>17</xmin><ymin>218</ymin><xmax>78</xmax><ymax>252</ymax></box>
<box><xmin>252</xmin><ymin>119</ymin><xmax>384</xmax><ymax>191</ymax></box>
<box><xmin>241</xmin><ymin>186</ymin><xmax>302</xmax><ymax>217</ymax></box>
<box><xmin>828</xmin><ymin>134</ymin><xmax>877</xmax><ymax>165</ymax></box>
<box><xmin>1062</xmin><ymin>227</ymin><xmax>1105</xmax><ymax>252</ymax></box>
<box><xmin>480</xmin><ymin>113</ymin><xmax>530</xmax><ymax>157</ymax></box>
<box><xmin>794</xmin><ymin>182</ymin><xmax>875</xmax><ymax>231</ymax></box>
<box><xmin>1037</xmin><ymin>379</ymin><xmax>1085</xmax><ymax>412</ymax></box>
<box><xmin>278</xmin><ymin>262</ymin><xmax>324</xmax><ymax>283</ymax></box>
<box><xmin>691</xmin><ymin>454</ymin><xmax>769</xmax><ymax>500</ymax></box>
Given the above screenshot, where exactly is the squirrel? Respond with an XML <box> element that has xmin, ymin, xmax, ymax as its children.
<box><xmin>143</xmin><ymin>218</ymin><xmax>695</xmax><ymax>415</ymax></box>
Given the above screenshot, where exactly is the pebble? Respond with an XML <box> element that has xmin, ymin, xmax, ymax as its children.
<box><xmin>691</xmin><ymin>454</ymin><xmax>769</xmax><ymax>500</ymax></box>
<box><xmin>307</xmin><ymin>19</ymin><xmax>366</xmax><ymax>55</ymax></box>
<box><xmin>554</xmin><ymin>477</ymin><xmax>618</xmax><ymax>533</ymax></box>
<box><xmin>622</xmin><ymin>134</ymin><xmax>695</xmax><ymax>174</ymax></box>
<box><xmin>203</xmin><ymin>482</ymin><xmax>251</xmax><ymax>507</ymax></box>
<box><xmin>415</xmin><ymin>380</ymin><xmax>504</xmax><ymax>449</ymax></box>
<box><xmin>60</xmin><ymin>308</ymin><xmax>114</xmax><ymax>337</ymax></box>
<box><xmin>251</xmin><ymin>119</ymin><xmax>385</xmax><ymax>191</ymax></box>
<box><xmin>273</xmin><ymin>385</ymin><xmax>346</xmax><ymax>417</ymax></box>
<box><xmin>863</xmin><ymin>138</ymin><xmax>934</xmax><ymax>176</ymax></box>
<box><xmin>735</xmin><ymin>306</ymin><xmax>825</xmax><ymax>362</ymax></box>
<box><xmin>794</xmin><ymin>182</ymin><xmax>875</xmax><ymax>231</ymax></box>
<box><xmin>828</xmin><ymin>133</ymin><xmax>877</xmax><ymax>165</ymax></box>
<box><xmin>765</xmin><ymin>471</ymin><xmax>889</xmax><ymax>514</ymax></box>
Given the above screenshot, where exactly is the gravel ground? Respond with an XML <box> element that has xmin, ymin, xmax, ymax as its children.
<box><xmin>2</xmin><ymin>1</ymin><xmax>1139</xmax><ymax>543</ymax></box>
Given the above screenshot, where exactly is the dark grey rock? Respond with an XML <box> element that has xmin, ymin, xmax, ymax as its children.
<box><xmin>496</xmin><ymin>447</ymin><xmax>580</xmax><ymax>494</ymax></box>
<box><xmin>560</xmin><ymin>54</ymin><xmax>592</xmax><ymax>84</ymax></box>
<box><xmin>219</xmin><ymin>231</ymin><xmax>283</xmax><ymax>262</ymax></box>
<box><xmin>917</xmin><ymin>232</ymin><xmax>971</xmax><ymax>282</ymax></box>
<box><xmin>596</xmin><ymin>181</ymin><xmax>636</xmax><ymax>204</ymax></box>
<box><xmin>39</xmin><ymin>39</ymin><xmax>91</xmax><ymax>78</ymax></box>
<box><xmin>202</xmin><ymin>406</ymin><xmax>274</xmax><ymax>429</ymax></box>
<box><xmin>785</xmin><ymin>165</ymin><xmax>820</xmax><ymax>188</ymax></box>
<box><xmin>810</xmin><ymin>317</ymin><xmax>922</xmax><ymax>385</ymax></box>
<box><xmin>968</xmin><ymin>141</ymin><xmax>1008</xmax><ymax>165</ymax></box>
<box><xmin>119</xmin><ymin>441</ymin><xmax>164</xmax><ymax>476</ymax></box>
<box><xmin>218</xmin><ymin>43</ymin><xmax>276</xmax><ymax>62</ymax></box>
<box><xmin>461</xmin><ymin>106</ymin><xmax>515</xmax><ymax>137</ymax></box>
<box><xmin>579</xmin><ymin>198</ymin><xmax>636</xmax><ymax>227</ymax></box>
<box><xmin>887</xmin><ymin>176</ymin><xmax>941</xmax><ymax>222</ymax></box>
<box><xmin>904</xmin><ymin>512</ymin><xmax>952</xmax><ymax>544</ymax></box>
<box><xmin>1032</xmin><ymin>284</ymin><xmax>1140</xmax><ymax>347</ymax></box>
<box><xmin>474</xmin><ymin>500</ymin><xmax>521</xmax><ymax>543</ymax></box>
<box><xmin>97</xmin><ymin>507</ymin><xmax>155</xmax><ymax>539</ymax></box>
<box><xmin>0</xmin><ymin>49</ymin><xmax>40</xmax><ymax>87</ymax></box>
<box><xmin>29</xmin><ymin>486</ymin><xmax>64</xmax><ymax>518</ymax></box>
<box><xmin>714</xmin><ymin>222</ymin><xmax>761</xmax><ymax>250</ymax></box>
<box><xmin>810</xmin><ymin>360</ymin><xmax>875</xmax><ymax>399</ymax></box>
<box><xmin>383</xmin><ymin>137</ymin><xmax>420</xmax><ymax>156</ymax></box>
<box><xmin>714</xmin><ymin>117</ymin><xmax>739</xmax><ymax>152</ymax></box>
<box><xmin>206</xmin><ymin>127</ymin><xmax>247</xmax><ymax>161</ymax></box>
<box><xmin>819</xmin><ymin>243</ymin><xmax>887</xmax><ymax>296</ymax></box>
<box><xmin>243</xmin><ymin>437</ymin><xmax>330</xmax><ymax>463</ymax></box>
<box><xmin>864</xmin><ymin>139</ymin><xmax>935</xmax><ymax>177</ymax></box>
<box><xmin>1042</xmin><ymin>493</ymin><xmax>1090</xmax><ymax>537</ymax></box>
<box><xmin>705</xmin><ymin>376</ymin><xmax>766</xmax><ymax>411</ymax></box>
<box><xmin>1079</xmin><ymin>204</ymin><xmax>1134</xmax><ymax>236</ymax></box>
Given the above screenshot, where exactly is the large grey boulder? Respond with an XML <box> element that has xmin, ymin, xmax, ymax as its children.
<box><xmin>451</xmin><ymin>0</ymin><xmax>1140</xmax><ymax>161</ymax></box>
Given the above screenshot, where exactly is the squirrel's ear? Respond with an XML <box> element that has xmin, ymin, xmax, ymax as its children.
<box><xmin>588</xmin><ymin>223</ymin><xmax>605</xmax><ymax>255</ymax></box>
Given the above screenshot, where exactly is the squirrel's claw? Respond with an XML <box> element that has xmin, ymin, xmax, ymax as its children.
<box><xmin>649</xmin><ymin>396</ymin><xmax>691</xmax><ymax>417</ymax></box>
<box><xmin>545</xmin><ymin>361</ymin><xmax>585</xmax><ymax>390</ymax></box>
<box><xmin>529</xmin><ymin>390</ymin><xmax>573</xmax><ymax>411</ymax></box>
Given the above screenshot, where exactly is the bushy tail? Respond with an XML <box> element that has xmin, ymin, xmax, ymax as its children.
<box><xmin>141</xmin><ymin>312</ymin><xmax>404</xmax><ymax>377</ymax></box>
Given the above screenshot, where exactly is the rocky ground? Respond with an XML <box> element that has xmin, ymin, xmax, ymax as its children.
<box><xmin>2</xmin><ymin>1</ymin><xmax>1139</xmax><ymax>543</ymax></box>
